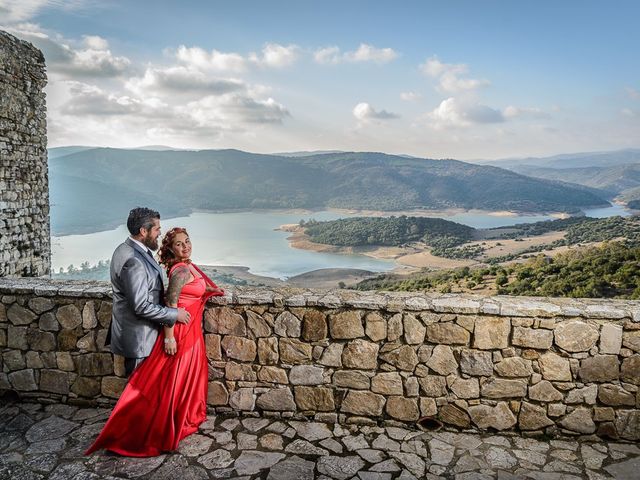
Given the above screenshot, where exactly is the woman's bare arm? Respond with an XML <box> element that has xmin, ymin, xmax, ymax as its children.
<box><xmin>163</xmin><ymin>265</ymin><xmax>193</xmax><ymax>355</ymax></box>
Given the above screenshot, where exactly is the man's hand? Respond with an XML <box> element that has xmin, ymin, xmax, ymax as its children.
<box><xmin>206</xmin><ymin>285</ymin><xmax>225</xmax><ymax>295</ymax></box>
<box><xmin>176</xmin><ymin>307</ymin><xmax>191</xmax><ymax>324</ymax></box>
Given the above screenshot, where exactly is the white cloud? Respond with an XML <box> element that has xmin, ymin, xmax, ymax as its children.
<box><xmin>4</xmin><ymin>23</ymin><xmax>130</xmax><ymax>77</ymax></box>
<box><xmin>126</xmin><ymin>66</ymin><xmax>245</xmax><ymax>97</ymax></box>
<box><xmin>186</xmin><ymin>94</ymin><xmax>290</xmax><ymax>126</ymax></box>
<box><xmin>627</xmin><ymin>87</ymin><xmax>640</xmax><ymax>100</ymax></box>
<box><xmin>315</xmin><ymin>43</ymin><xmax>398</xmax><ymax>65</ymax></box>
<box><xmin>60</xmin><ymin>82</ymin><xmax>145</xmax><ymax>116</ymax></box>
<box><xmin>622</xmin><ymin>108</ymin><xmax>637</xmax><ymax>117</ymax></box>
<box><xmin>353</xmin><ymin>102</ymin><xmax>399</xmax><ymax>122</ymax></box>
<box><xmin>420</xmin><ymin>56</ymin><xmax>489</xmax><ymax>93</ymax></box>
<box><xmin>428</xmin><ymin>97</ymin><xmax>503</xmax><ymax>129</ymax></box>
<box><xmin>0</xmin><ymin>0</ymin><xmax>87</xmax><ymax>22</ymax></box>
<box><xmin>400</xmin><ymin>91</ymin><xmax>422</xmax><ymax>101</ymax></box>
<box><xmin>175</xmin><ymin>45</ymin><xmax>247</xmax><ymax>72</ymax></box>
<box><xmin>503</xmin><ymin>105</ymin><xmax>550</xmax><ymax>119</ymax></box>
<box><xmin>250</xmin><ymin>43</ymin><xmax>300</xmax><ymax>68</ymax></box>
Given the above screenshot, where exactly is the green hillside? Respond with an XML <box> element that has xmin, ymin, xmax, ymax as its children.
<box><xmin>49</xmin><ymin>147</ymin><xmax>609</xmax><ymax>234</ymax></box>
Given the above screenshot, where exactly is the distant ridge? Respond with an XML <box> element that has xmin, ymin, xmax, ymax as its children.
<box><xmin>482</xmin><ymin>148</ymin><xmax>640</xmax><ymax>169</ymax></box>
<box><xmin>48</xmin><ymin>147</ymin><xmax>609</xmax><ymax>235</ymax></box>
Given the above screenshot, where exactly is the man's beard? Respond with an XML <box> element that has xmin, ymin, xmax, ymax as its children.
<box><xmin>143</xmin><ymin>233</ymin><xmax>159</xmax><ymax>251</ymax></box>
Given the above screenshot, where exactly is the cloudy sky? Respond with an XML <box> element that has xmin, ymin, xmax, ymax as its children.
<box><xmin>1</xmin><ymin>0</ymin><xmax>639</xmax><ymax>159</ymax></box>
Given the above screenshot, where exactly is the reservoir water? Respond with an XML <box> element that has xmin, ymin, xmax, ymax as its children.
<box><xmin>51</xmin><ymin>205</ymin><xmax>629</xmax><ymax>279</ymax></box>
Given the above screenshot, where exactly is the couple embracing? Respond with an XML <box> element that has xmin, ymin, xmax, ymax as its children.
<box><xmin>86</xmin><ymin>207</ymin><xmax>224</xmax><ymax>457</ymax></box>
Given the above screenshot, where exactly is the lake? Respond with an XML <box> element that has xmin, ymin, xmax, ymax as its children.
<box><xmin>50</xmin><ymin>205</ymin><xmax>629</xmax><ymax>279</ymax></box>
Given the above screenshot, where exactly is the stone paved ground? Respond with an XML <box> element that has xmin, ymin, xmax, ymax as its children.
<box><xmin>1</xmin><ymin>402</ymin><xmax>639</xmax><ymax>480</ymax></box>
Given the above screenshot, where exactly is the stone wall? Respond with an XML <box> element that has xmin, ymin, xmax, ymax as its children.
<box><xmin>0</xmin><ymin>31</ymin><xmax>50</xmax><ymax>277</ymax></box>
<box><xmin>1</xmin><ymin>278</ymin><xmax>640</xmax><ymax>441</ymax></box>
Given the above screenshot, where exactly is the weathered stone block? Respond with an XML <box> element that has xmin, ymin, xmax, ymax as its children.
<box><xmin>623</xmin><ymin>330</ymin><xmax>640</xmax><ymax>352</ymax></box>
<box><xmin>403</xmin><ymin>313</ymin><xmax>426</xmax><ymax>344</ymax></box>
<box><xmin>387</xmin><ymin>313</ymin><xmax>403</xmax><ymax>341</ymax></box>
<box><xmin>75</xmin><ymin>353</ymin><xmax>113</xmax><ymax>376</ymax></box>
<box><xmin>7</xmin><ymin>304</ymin><xmax>36</xmax><ymax>325</ymax></box>
<box><xmin>302</xmin><ymin>310</ymin><xmax>327</xmax><ymax>341</ymax></box>
<box><xmin>221</xmin><ymin>335</ymin><xmax>257</xmax><ymax>362</ymax></box>
<box><xmin>258</xmin><ymin>337</ymin><xmax>279</xmax><ymax>365</ymax></box>
<box><xmin>258</xmin><ymin>366</ymin><xmax>288</xmax><ymax>384</ymax></box>
<box><xmin>365</xmin><ymin>312</ymin><xmax>386</xmax><ymax>342</ymax></box>
<box><xmin>207</xmin><ymin>381</ymin><xmax>229</xmax><ymax>405</ymax></box>
<box><xmin>621</xmin><ymin>355</ymin><xmax>640</xmax><ymax>384</ymax></box>
<box><xmin>205</xmin><ymin>307</ymin><xmax>246</xmax><ymax>335</ymax></box>
<box><xmin>599</xmin><ymin>323</ymin><xmax>623</xmax><ymax>355</ymax></box>
<box><xmin>274</xmin><ymin>311</ymin><xmax>301</xmax><ymax>337</ymax></box>
<box><xmin>538</xmin><ymin>352</ymin><xmax>571</xmax><ymax>381</ymax></box>
<box><xmin>371</xmin><ymin>372</ymin><xmax>403</xmax><ymax>395</ymax></box>
<box><xmin>56</xmin><ymin>352</ymin><xmax>75</xmax><ymax>371</ymax></box>
<box><xmin>512</xmin><ymin>327</ymin><xmax>553</xmax><ymax>350</ymax></box>
<box><xmin>289</xmin><ymin>365</ymin><xmax>324</xmax><ymax>385</ymax></box>
<box><xmin>528</xmin><ymin>380</ymin><xmax>563</xmax><ymax>402</ymax></box>
<box><xmin>319</xmin><ymin>343</ymin><xmax>343</xmax><ymax>367</ymax></box>
<box><xmin>386</xmin><ymin>397</ymin><xmax>419</xmax><ymax>421</ymax></box>
<box><xmin>294</xmin><ymin>386</ymin><xmax>335</xmax><ymax>411</ymax></box>
<box><xmin>560</xmin><ymin>407</ymin><xmax>596</xmax><ymax>434</ymax></box>
<box><xmin>205</xmin><ymin>334</ymin><xmax>222</xmax><ymax>360</ymax></box>
<box><xmin>7</xmin><ymin>325</ymin><xmax>28</xmax><ymax>349</ymax></box>
<box><xmin>459</xmin><ymin>349</ymin><xmax>493</xmax><ymax>376</ymax></box>
<box><xmin>8</xmin><ymin>369</ymin><xmax>37</xmax><ymax>391</ymax></box>
<box><xmin>418</xmin><ymin>375</ymin><xmax>447</xmax><ymax>397</ymax></box>
<box><xmin>246</xmin><ymin>310</ymin><xmax>272</xmax><ymax>338</ymax></box>
<box><xmin>449</xmin><ymin>377</ymin><xmax>479</xmax><ymax>399</ymax></box>
<box><xmin>494</xmin><ymin>357</ymin><xmax>533</xmax><ymax>377</ymax></box>
<box><xmin>438</xmin><ymin>404</ymin><xmax>470</xmax><ymax>428</ymax></box>
<box><xmin>473</xmin><ymin>317</ymin><xmax>510</xmax><ymax>349</ymax></box>
<box><xmin>342</xmin><ymin>339</ymin><xmax>379</xmax><ymax>370</ymax></box>
<box><xmin>426</xmin><ymin>345</ymin><xmax>457</xmax><ymax>375</ymax></box>
<box><xmin>615</xmin><ymin>410</ymin><xmax>640</xmax><ymax>441</ymax></box>
<box><xmin>341</xmin><ymin>391</ymin><xmax>385</xmax><ymax>416</ymax></box>
<box><xmin>229</xmin><ymin>388</ymin><xmax>256</xmax><ymax>411</ymax></box>
<box><xmin>28</xmin><ymin>297</ymin><xmax>55</xmax><ymax>314</ymax></box>
<box><xmin>379</xmin><ymin>344</ymin><xmax>418</xmax><ymax>371</ymax></box>
<box><xmin>82</xmin><ymin>301</ymin><xmax>98</xmax><ymax>329</ymax></box>
<box><xmin>469</xmin><ymin>402</ymin><xmax>516</xmax><ymax>430</ymax></box>
<box><xmin>3</xmin><ymin>350</ymin><xmax>25</xmax><ymax>370</ymax></box>
<box><xmin>518</xmin><ymin>402</ymin><xmax>554</xmax><ymax>430</ymax></box>
<box><xmin>480</xmin><ymin>378</ymin><xmax>527</xmax><ymax>398</ymax></box>
<box><xmin>56</xmin><ymin>304</ymin><xmax>82</xmax><ymax>329</ymax></box>
<box><xmin>328</xmin><ymin>311</ymin><xmax>364</xmax><ymax>339</ymax></box>
<box><xmin>579</xmin><ymin>355</ymin><xmax>619</xmax><ymax>382</ymax></box>
<box><xmin>71</xmin><ymin>376</ymin><xmax>101</xmax><ymax>397</ymax></box>
<box><xmin>426</xmin><ymin>322</ymin><xmax>470</xmax><ymax>345</ymax></box>
<box><xmin>333</xmin><ymin>370</ymin><xmax>370</xmax><ymax>390</ymax></box>
<box><xmin>279</xmin><ymin>338</ymin><xmax>312</xmax><ymax>364</ymax></box>
<box><xmin>598</xmin><ymin>384</ymin><xmax>636</xmax><ymax>406</ymax></box>
<box><xmin>38</xmin><ymin>312</ymin><xmax>59</xmax><ymax>331</ymax></box>
<box><xmin>225</xmin><ymin>362</ymin><xmax>257</xmax><ymax>381</ymax></box>
<box><xmin>256</xmin><ymin>387</ymin><xmax>296</xmax><ymax>411</ymax></box>
<box><xmin>40</xmin><ymin>369</ymin><xmax>69</xmax><ymax>394</ymax></box>
<box><xmin>24</xmin><ymin>351</ymin><xmax>42</xmax><ymax>369</ymax></box>
<box><xmin>566</xmin><ymin>385</ymin><xmax>598</xmax><ymax>404</ymax></box>
<box><xmin>554</xmin><ymin>320</ymin><xmax>599</xmax><ymax>352</ymax></box>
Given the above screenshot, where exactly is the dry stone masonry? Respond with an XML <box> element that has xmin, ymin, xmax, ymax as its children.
<box><xmin>1</xmin><ymin>278</ymin><xmax>640</xmax><ymax>442</ymax></box>
<box><xmin>0</xmin><ymin>31</ymin><xmax>50</xmax><ymax>277</ymax></box>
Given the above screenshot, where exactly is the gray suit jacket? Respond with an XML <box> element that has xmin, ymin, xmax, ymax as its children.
<box><xmin>108</xmin><ymin>237</ymin><xmax>178</xmax><ymax>358</ymax></box>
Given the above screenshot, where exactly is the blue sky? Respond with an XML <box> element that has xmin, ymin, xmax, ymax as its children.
<box><xmin>2</xmin><ymin>0</ymin><xmax>639</xmax><ymax>159</ymax></box>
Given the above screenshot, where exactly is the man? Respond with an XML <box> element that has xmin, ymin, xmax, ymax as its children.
<box><xmin>108</xmin><ymin>207</ymin><xmax>190</xmax><ymax>376</ymax></box>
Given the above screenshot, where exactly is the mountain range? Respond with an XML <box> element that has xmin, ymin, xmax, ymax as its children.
<box><xmin>48</xmin><ymin>147</ymin><xmax>610</xmax><ymax>235</ymax></box>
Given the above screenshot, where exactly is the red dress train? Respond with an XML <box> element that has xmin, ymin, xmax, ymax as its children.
<box><xmin>85</xmin><ymin>263</ymin><xmax>223</xmax><ymax>457</ymax></box>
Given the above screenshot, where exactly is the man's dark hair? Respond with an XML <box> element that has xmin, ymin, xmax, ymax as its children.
<box><xmin>127</xmin><ymin>207</ymin><xmax>160</xmax><ymax>236</ymax></box>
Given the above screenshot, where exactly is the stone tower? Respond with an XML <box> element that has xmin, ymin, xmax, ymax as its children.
<box><xmin>0</xmin><ymin>31</ymin><xmax>50</xmax><ymax>277</ymax></box>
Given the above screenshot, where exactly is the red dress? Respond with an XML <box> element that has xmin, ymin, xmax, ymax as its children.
<box><xmin>85</xmin><ymin>262</ymin><xmax>223</xmax><ymax>457</ymax></box>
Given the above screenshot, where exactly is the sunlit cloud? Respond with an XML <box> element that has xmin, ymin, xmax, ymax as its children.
<box><xmin>420</xmin><ymin>56</ymin><xmax>489</xmax><ymax>93</ymax></box>
<box><xmin>315</xmin><ymin>43</ymin><xmax>398</xmax><ymax>65</ymax></box>
<box><xmin>353</xmin><ymin>102</ymin><xmax>399</xmax><ymax>122</ymax></box>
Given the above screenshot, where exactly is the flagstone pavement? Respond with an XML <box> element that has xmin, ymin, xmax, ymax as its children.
<box><xmin>1</xmin><ymin>402</ymin><xmax>639</xmax><ymax>480</ymax></box>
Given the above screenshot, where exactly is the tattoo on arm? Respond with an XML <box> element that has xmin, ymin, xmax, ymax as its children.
<box><xmin>165</xmin><ymin>266</ymin><xmax>191</xmax><ymax>307</ymax></box>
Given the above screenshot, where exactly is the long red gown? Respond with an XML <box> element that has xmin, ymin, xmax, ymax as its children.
<box><xmin>85</xmin><ymin>262</ymin><xmax>223</xmax><ymax>457</ymax></box>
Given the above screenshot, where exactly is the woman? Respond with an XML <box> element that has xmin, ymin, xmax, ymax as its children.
<box><xmin>85</xmin><ymin>227</ymin><xmax>224</xmax><ymax>456</ymax></box>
